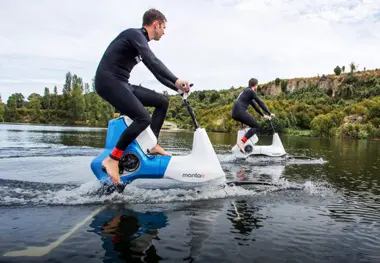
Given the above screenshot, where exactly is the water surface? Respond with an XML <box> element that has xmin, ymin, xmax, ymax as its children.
<box><xmin>0</xmin><ymin>123</ymin><xmax>379</xmax><ymax>262</ymax></box>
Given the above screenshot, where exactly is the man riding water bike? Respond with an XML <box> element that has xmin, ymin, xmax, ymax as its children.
<box><xmin>94</xmin><ymin>9</ymin><xmax>191</xmax><ymax>184</ymax></box>
<box><xmin>232</xmin><ymin>78</ymin><xmax>275</xmax><ymax>153</ymax></box>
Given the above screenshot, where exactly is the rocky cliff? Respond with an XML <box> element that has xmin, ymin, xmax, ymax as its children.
<box><xmin>261</xmin><ymin>69</ymin><xmax>380</xmax><ymax>97</ymax></box>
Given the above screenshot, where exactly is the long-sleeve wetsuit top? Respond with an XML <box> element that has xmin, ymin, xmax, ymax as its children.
<box><xmin>96</xmin><ymin>27</ymin><xmax>178</xmax><ymax>91</ymax></box>
<box><xmin>234</xmin><ymin>87</ymin><xmax>271</xmax><ymax>116</ymax></box>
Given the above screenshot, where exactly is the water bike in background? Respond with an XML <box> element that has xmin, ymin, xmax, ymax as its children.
<box><xmin>231</xmin><ymin>117</ymin><xmax>287</xmax><ymax>158</ymax></box>
<box><xmin>90</xmin><ymin>84</ymin><xmax>226</xmax><ymax>192</ymax></box>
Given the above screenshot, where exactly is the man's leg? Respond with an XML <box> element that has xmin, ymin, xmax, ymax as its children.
<box><xmin>233</xmin><ymin>111</ymin><xmax>261</xmax><ymax>153</ymax></box>
<box><xmin>131</xmin><ymin>85</ymin><xmax>169</xmax><ymax>139</ymax></box>
<box><xmin>95</xmin><ymin>80</ymin><xmax>152</xmax><ymax>183</ymax></box>
<box><xmin>131</xmin><ymin>85</ymin><xmax>171</xmax><ymax>156</ymax></box>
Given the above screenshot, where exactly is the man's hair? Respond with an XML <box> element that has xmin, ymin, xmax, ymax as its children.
<box><xmin>142</xmin><ymin>9</ymin><xmax>167</xmax><ymax>26</ymax></box>
<box><xmin>248</xmin><ymin>78</ymin><xmax>258</xmax><ymax>87</ymax></box>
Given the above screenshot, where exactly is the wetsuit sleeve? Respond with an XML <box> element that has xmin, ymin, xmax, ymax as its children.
<box><xmin>154</xmin><ymin>75</ymin><xmax>178</xmax><ymax>91</ymax></box>
<box><xmin>252</xmin><ymin>91</ymin><xmax>271</xmax><ymax>115</ymax></box>
<box><xmin>129</xmin><ymin>31</ymin><xmax>179</xmax><ymax>91</ymax></box>
<box><xmin>250</xmin><ymin>100</ymin><xmax>264</xmax><ymax>116</ymax></box>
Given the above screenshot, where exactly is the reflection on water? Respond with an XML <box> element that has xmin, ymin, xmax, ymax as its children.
<box><xmin>228</xmin><ymin>200</ymin><xmax>264</xmax><ymax>237</ymax></box>
<box><xmin>90</xmin><ymin>205</ymin><xmax>167</xmax><ymax>263</ymax></box>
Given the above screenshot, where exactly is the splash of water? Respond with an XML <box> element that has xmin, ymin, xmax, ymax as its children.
<box><xmin>217</xmin><ymin>153</ymin><xmax>327</xmax><ymax>165</ymax></box>
<box><xmin>0</xmin><ymin>176</ymin><xmax>335</xmax><ymax>206</ymax></box>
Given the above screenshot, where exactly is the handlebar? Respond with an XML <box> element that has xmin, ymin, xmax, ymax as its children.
<box><xmin>177</xmin><ymin>83</ymin><xmax>194</xmax><ymax>100</ymax></box>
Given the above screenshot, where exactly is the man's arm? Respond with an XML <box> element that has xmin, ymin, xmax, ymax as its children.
<box><xmin>130</xmin><ymin>31</ymin><xmax>179</xmax><ymax>90</ymax></box>
<box><xmin>154</xmin><ymin>75</ymin><xmax>178</xmax><ymax>91</ymax></box>
<box><xmin>252</xmin><ymin>91</ymin><xmax>271</xmax><ymax>115</ymax></box>
<box><xmin>250</xmin><ymin>100</ymin><xmax>264</xmax><ymax>117</ymax></box>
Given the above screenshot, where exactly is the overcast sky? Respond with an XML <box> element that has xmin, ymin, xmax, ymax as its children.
<box><xmin>1</xmin><ymin>0</ymin><xmax>379</xmax><ymax>101</ymax></box>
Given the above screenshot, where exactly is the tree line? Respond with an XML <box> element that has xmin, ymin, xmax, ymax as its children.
<box><xmin>0</xmin><ymin>69</ymin><xmax>380</xmax><ymax>140</ymax></box>
<box><xmin>0</xmin><ymin>72</ymin><xmax>114</xmax><ymax>126</ymax></box>
<box><xmin>163</xmin><ymin>69</ymin><xmax>380</xmax><ymax>140</ymax></box>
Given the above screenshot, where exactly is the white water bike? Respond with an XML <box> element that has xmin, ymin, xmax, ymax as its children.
<box><xmin>91</xmin><ymin>85</ymin><xmax>226</xmax><ymax>193</ymax></box>
<box><xmin>231</xmin><ymin>117</ymin><xmax>287</xmax><ymax>158</ymax></box>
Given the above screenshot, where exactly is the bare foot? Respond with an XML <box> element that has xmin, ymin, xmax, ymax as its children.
<box><xmin>237</xmin><ymin>141</ymin><xmax>245</xmax><ymax>153</ymax></box>
<box><xmin>102</xmin><ymin>156</ymin><xmax>121</xmax><ymax>184</ymax></box>
<box><xmin>149</xmin><ymin>144</ymin><xmax>172</xmax><ymax>156</ymax></box>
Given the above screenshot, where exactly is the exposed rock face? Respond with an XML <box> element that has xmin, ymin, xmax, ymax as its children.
<box><xmin>344</xmin><ymin>115</ymin><xmax>364</xmax><ymax>124</ymax></box>
<box><xmin>261</xmin><ymin>69</ymin><xmax>380</xmax><ymax>97</ymax></box>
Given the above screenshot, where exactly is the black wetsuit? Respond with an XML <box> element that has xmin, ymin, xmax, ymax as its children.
<box><xmin>232</xmin><ymin>88</ymin><xmax>271</xmax><ymax>140</ymax></box>
<box><xmin>95</xmin><ymin>27</ymin><xmax>179</xmax><ymax>159</ymax></box>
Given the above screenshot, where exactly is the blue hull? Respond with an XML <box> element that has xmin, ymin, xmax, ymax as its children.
<box><xmin>90</xmin><ymin>117</ymin><xmax>171</xmax><ymax>185</ymax></box>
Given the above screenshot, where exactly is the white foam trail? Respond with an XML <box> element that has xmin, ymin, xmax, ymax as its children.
<box><xmin>217</xmin><ymin>153</ymin><xmax>327</xmax><ymax>165</ymax></box>
<box><xmin>286</xmin><ymin>157</ymin><xmax>327</xmax><ymax>165</ymax></box>
<box><xmin>0</xmin><ymin>177</ymin><xmax>335</xmax><ymax>206</ymax></box>
<box><xmin>217</xmin><ymin>153</ymin><xmax>239</xmax><ymax>163</ymax></box>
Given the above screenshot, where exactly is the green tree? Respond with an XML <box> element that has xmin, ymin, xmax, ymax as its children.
<box><xmin>28</xmin><ymin>93</ymin><xmax>42</xmax><ymax>122</ymax></box>
<box><xmin>281</xmin><ymin>79</ymin><xmax>288</xmax><ymax>93</ymax></box>
<box><xmin>52</xmin><ymin>86</ymin><xmax>60</xmax><ymax>121</ymax></box>
<box><xmin>42</xmin><ymin>87</ymin><xmax>51</xmax><ymax>109</ymax></box>
<box><xmin>310</xmin><ymin>112</ymin><xmax>343</xmax><ymax>137</ymax></box>
<box><xmin>350</xmin><ymin>61</ymin><xmax>356</xmax><ymax>73</ymax></box>
<box><xmin>336</xmin><ymin>84</ymin><xmax>354</xmax><ymax>100</ymax></box>
<box><xmin>5</xmin><ymin>94</ymin><xmax>19</xmax><ymax>121</ymax></box>
<box><xmin>62</xmin><ymin>71</ymin><xmax>72</xmax><ymax>111</ymax></box>
<box><xmin>63</xmin><ymin>71</ymin><xmax>72</xmax><ymax>95</ymax></box>
<box><xmin>100</xmin><ymin>98</ymin><xmax>115</xmax><ymax>124</ymax></box>
<box><xmin>209</xmin><ymin>91</ymin><xmax>220</xmax><ymax>103</ymax></box>
<box><xmin>71</xmin><ymin>74</ymin><xmax>83</xmax><ymax>93</ymax></box>
<box><xmin>70</xmin><ymin>77</ymin><xmax>85</xmax><ymax>121</ymax></box>
<box><xmin>199</xmin><ymin>91</ymin><xmax>206</xmax><ymax>101</ymax></box>
<box><xmin>13</xmin><ymin>93</ymin><xmax>25</xmax><ymax>108</ymax></box>
<box><xmin>334</xmin><ymin>65</ymin><xmax>342</xmax><ymax>75</ymax></box>
<box><xmin>42</xmin><ymin>87</ymin><xmax>51</xmax><ymax>121</ymax></box>
<box><xmin>52</xmin><ymin>86</ymin><xmax>59</xmax><ymax>114</ymax></box>
<box><xmin>0</xmin><ymin>94</ymin><xmax>5</xmax><ymax>122</ymax></box>
<box><xmin>84</xmin><ymin>83</ymin><xmax>90</xmax><ymax>94</ymax></box>
<box><xmin>83</xmin><ymin>83</ymin><xmax>91</xmax><ymax>120</ymax></box>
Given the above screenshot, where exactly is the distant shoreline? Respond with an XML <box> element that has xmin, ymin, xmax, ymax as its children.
<box><xmin>0</xmin><ymin>121</ymin><xmax>187</xmax><ymax>132</ymax></box>
<box><xmin>0</xmin><ymin>121</ymin><xmax>311</xmax><ymax>136</ymax></box>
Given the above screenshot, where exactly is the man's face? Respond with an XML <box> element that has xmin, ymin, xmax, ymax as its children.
<box><xmin>153</xmin><ymin>20</ymin><xmax>166</xmax><ymax>41</ymax></box>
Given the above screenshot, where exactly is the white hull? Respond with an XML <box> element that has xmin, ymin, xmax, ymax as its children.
<box><xmin>232</xmin><ymin>129</ymin><xmax>287</xmax><ymax>158</ymax></box>
<box><xmin>164</xmin><ymin>128</ymin><xmax>226</xmax><ymax>183</ymax></box>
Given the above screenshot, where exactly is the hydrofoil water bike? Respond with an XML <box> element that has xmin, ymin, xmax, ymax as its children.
<box><xmin>90</xmin><ymin>86</ymin><xmax>226</xmax><ymax>192</ymax></box>
<box><xmin>231</xmin><ymin>118</ymin><xmax>287</xmax><ymax>158</ymax></box>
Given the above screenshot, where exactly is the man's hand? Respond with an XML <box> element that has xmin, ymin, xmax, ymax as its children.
<box><xmin>175</xmin><ymin>79</ymin><xmax>190</xmax><ymax>93</ymax></box>
<box><xmin>264</xmin><ymin>114</ymin><xmax>275</xmax><ymax>120</ymax></box>
<box><xmin>263</xmin><ymin>115</ymin><xmax>270</xmax><ymax>119</ymax></box>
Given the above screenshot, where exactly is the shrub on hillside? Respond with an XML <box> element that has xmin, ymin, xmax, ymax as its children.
<box><xmin>310</xmin><ymin>112</ymin><xmax>344</xmax><ymax>137</ymax></box>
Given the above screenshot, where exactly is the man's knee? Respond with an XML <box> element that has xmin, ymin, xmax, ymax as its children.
<box><xmin>135</xmin><ymin>115</ymin><xmax>152</xmax><ymax>129</ymax></box>
<box><xmin>158</xmin><ymin>94</ymin><xmax>169</xmax><ymax>110</ymax></box>
<box><xmin>231</xmin><ymin>111</ymin><xmax>239</xmax><ymax>121</ymax></box>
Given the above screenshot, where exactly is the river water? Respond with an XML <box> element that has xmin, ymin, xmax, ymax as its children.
<box><xmin>0</xmin><ymin>123</ymin><xmax>379</xmax><ymax>262</ymax></box>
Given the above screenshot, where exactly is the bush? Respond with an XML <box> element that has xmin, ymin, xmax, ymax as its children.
<box><xmin>334</xmin><ymin>65</ymin><xmax>342</xmax><ymax>75</ymax></box>
<box><xmin>371</xmin><ymin>117</ymin><xmax>380</xmax><ymax>127</ymax></box>
<box><xmin>336</xmin><ymin>123</ymin><xmax>373</xmax><ymax>139</ymax></box>
<box><xmin>310</xmin><ymin>112</ymin><xmax>344</xmax><ymax>137</ymax></box>
<box><xmin>281</xmin><ymin>79</ymin><xmax>288</xmax><ymax>93</ymax></box>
